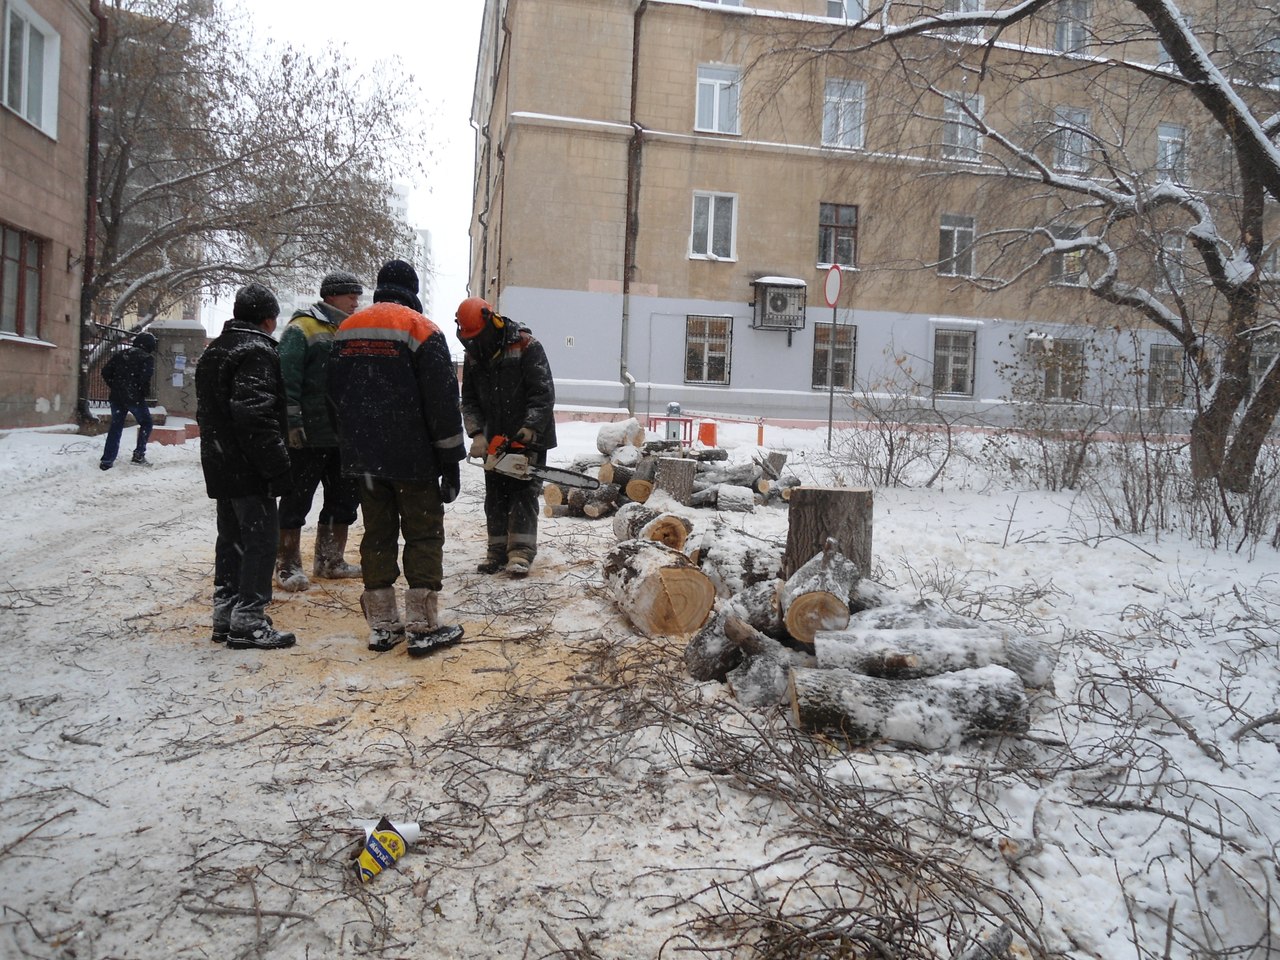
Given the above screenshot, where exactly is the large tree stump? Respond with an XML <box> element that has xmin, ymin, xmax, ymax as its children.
<box><xmin>813</xmin><ymin>627</ymin><xmax>1058</xmax><ymax>688</ymax></box>
<box><xmin>782</xmin><ymin>487</ymin><xmax>873</xmax><ymax>580</ymax></box>
<box><xmin>625</xmin><ymin>457</ymin><xmax>657</xmax><ymax>503</ymax></box>
<box><xmin>655</xmin><ymin>457</ymin><xmax>699</xmax><ymax>505</ymax></box>
<box><xmin>604</xmin><ymin>540</ymin><xmax>715</xmax><ymax>639</ymax></box>
<box><xmin>780</xmin><ymin>539</ymin><xmax>860</xmax><ymax>649</ymax></box>
<box><xmin>788</xmin><ymin>665</ymin><xmax>1030</xmax><ymax>749</ymax></box>
<box><xmin>597</xmin><ymin>417</ymin><xmax>646</xmax><ymax>455</ymax></box>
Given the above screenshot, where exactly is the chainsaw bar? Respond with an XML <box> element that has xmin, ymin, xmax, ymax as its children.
<box><xmin>528</xmin><ymin>464</ymin><xmax>601</xmax><ymax>490</ymax></box>
<box><xmin>467</xmin><ymin>456</ymin><xmax>601</xmax><ymax>490</ymax></box>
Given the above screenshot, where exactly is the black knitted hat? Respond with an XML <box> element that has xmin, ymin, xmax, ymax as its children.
<box><xmin>232</xmin><ymin>283</ymin><xmax>280</xmax><ymax>324</ymax></box>
<box><xmin>319</xmin><ymin>270</ymin><xmax>363</xmax><ymax>299</ymax></box>
<box><xmin>133</xmin><ymin>332</ymin><xmax>157</xmax><ymax>353</ymax></box>
<box><xmin>372</xmin><ymin>259</ymin><xmax>422</xmax><ymax>312</ymax></box>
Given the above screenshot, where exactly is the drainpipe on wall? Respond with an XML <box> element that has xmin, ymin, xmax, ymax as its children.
<box><xmin>621</xmin><ymin>1</ymin><xmax>649</xmax><ymax>417</ymax></box>
<box><xmin>76</xmin><ymin>0</ymin><xmax>109</xmax><ymax>425</ymax></box>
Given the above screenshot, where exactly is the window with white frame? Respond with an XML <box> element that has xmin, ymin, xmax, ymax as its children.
<box><xmin>1147</xmin><ymin>342</ymin><xmax>1185</xmax><ymax>405</ymax></box>
<box><xmin>0</xmin><ymin>221</ymin><xmax>44</xmax><ymax>338</ymax></box>
<box><xmin>822</xmin><ymin>78</ymin><xmax>865</xmax><ymax>149</ymax></box>
<box><xmin>1028</xmin><ymin>336</ymin><xmax>1085</xmax><ymax>401</ymax></box>
<box><xmin>690</xmin><ymin>191</ymin><xmax>737</xmax><ymax>260</ymax></box>
<box><xmin>827</xmin><ymin>0</ymin><xmax>866</xmax><ymax>18</ymax></box>
<box><xmin>1156</xmin><ymin>122</ymin><xmax>1188</xmax><ymax>182</ymax></box>
<box><xmin>818</xmin><ymin>202</ymin><xmax>858</xmax><ymax>267</ymax></box>
<box><xmin>1158</xmin><ymin>234</ymin><xmax>1185</xmax><ymax>292</ymax></box>
<box><xmin>933</xmin><ymin>328</ymin><xmax>977</xmax><ymax>396</ymax></box>
<box><xmin>2</xmin><ymin>0</ymin><xmax>60</xmax><ymax>137</ymax></box>
<box><xmin>938</xmin><ymin>213</ymin><xmax>976</xmax><ymax>276</ymax></box>
<box><xmin>1054</xmin><ymin>107</ymin><xmax>1091</xmax><ymax>172</ymax></box>
<box><xmin>685</xmin><ymin>315</ymin><xmax>732</xmax><ymax>385</ymax></box>
<box><xmin>942</xmin><ymin>92</ymin><xmax>983</xmax><ymax>162</ymax></box>
<box><xmin>943</xmin><ymin>0</ymin><xmax>984</xmax><ymax>37</ymax></box>
<box><xmin>695</xmin><ymin>65</ymin><xmax>740</xmax><ymax>135</ymax></box>
<box><xmin>812</xmin><ymin>322</ymin><xmax>857</xmax><ymax>390</ymax></box>
<box><xmin>1050</xmin><ymin>226</ymin><xmax>1086</xmax><ymax>285</ymax></box>
<box><xmin>1055</xmin><ymin>0</ymin><xmax>1089</xmax><ymax>52</ymax></box>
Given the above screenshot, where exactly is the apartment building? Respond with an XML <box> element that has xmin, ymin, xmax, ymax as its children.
<box><xmin>0</xmin><ymin>0</ymin><xmax>96</xmax><ymax>428</ymax></box>
<box><xmin>469</xmin><ymin>0</ymin><xmax>1276</xmax><ymax>423</ymax></box>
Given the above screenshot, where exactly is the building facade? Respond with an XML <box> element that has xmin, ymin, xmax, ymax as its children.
<box><xmin>469</xmin><ymin>0</ymin><xmax>1277</xmax><ymax>424</ymax></box>
<box><xmin>0</xmin><ymin>0</ymin><xmax>96</xmax><ymax>428</ymax></box>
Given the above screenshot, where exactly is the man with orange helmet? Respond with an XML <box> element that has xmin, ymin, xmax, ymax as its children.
<box><xmin>455</xmin><ymin>296</ymin><xmax>557</xmax><ymax>576</ymax></box>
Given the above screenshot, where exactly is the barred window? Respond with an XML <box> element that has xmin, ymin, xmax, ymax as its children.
<box><xmin>685</xmin><ymin>315</ymin><xmax>732</xmax><ymax>385</ymax></box>
<box><xmin>812</xmin><ymin>322</ymin><xmax>856</xmax><ymax>390</ymax></box>
<box><xmin>933</xmin><ymin>328</ymin><xmax>976</xmax><ymax>396</ymax></box>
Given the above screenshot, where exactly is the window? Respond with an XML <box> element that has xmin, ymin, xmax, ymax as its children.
<box><xmin>942</xmin><ymin>92</ymin><xmax>983</xmax><ymax>162</ymax></box>
<box><xmin>818</xmin><ymin>203</ymin><xmax>858</xmax><ymax>267</ymax></box>
<box><xmin>690</xmin><ymin>192</ymin><xmax>737</xmax><ymax>260</ymax></box>
<box><xmin>685</xmin><ymin>315</ymin><xmax>732</xmax><ymax>385</ymax></box>
<box><xmin>827</xmin><ymin>0</ymin><xmax>865</xmax><ymax>18</ymax></box>
<box><xmin>1148</xmin><ymin>343</ymin><xmax>1185</xmax><ymax>406</ymax></box>
<box><xmin>938</xmin><ymin>213</ymin><xmax>976</xmax><ymax>276</ymax></box>
<box><xmin>933</xmin><ymin>328</ymin><xmax>976</xmax><ymax>396</ymax></box>
<box><xmin>812</xmin><ymin>322</ymin><xmax>856</xmax><ymax>390</ymax></box>
<box><xmin>2</xmin><ymin>0</ymin><xmax>59</xmax><ymax>137</ymax></box>
<box><xmin>1028</xmin><ymin>337</ymin><xmax>1085</xmax><ymax>401</ymax></box>
<box><xmin>1054</xmin><ymin>107</ymin><xmax>1091</xmax><ymax>172</ymax></box>
<box><xmin>1249</xmin><ymin>335</ymin><xmax>1280</xmax><ymax>397</ymax></box>
<box><xmin>0</xmin><ymin>222</ymin><xmax>43</xmax><ymax>338</ymax></box>
<box><xmin>695</xmin><ymin>65</ymin><xmax>740</xmax><ymax>134</ymax></box>
<box><xmin>943</xmin><ymin>0</ymin><xmax>984</xmax><ymax>38</ymax></box>
<box><xmin>822</xmin><ymin>78</ymin><xmax>865</xmax><ymax>149</ymax></box>
<box><xmin>1055</xmin><ymin>0</ymin><xmax>1089</xmax><ymax>52</ymax></box>
<box><xmin>1158</xmin><ymin>234</ymin><xmax>1185</xmax><ymax>292</ymax></box>
<box><xmin>1156</xmin><ymin>122</ymin><xmax>1188</xmax><ymax>182</ymax></box>
<box><xmin>1050</xmin><ymin>226</ymin><xmax>1086</xmax><ymax>286</ymax></box>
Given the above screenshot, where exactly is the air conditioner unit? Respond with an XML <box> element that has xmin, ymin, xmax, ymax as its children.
<box><xmin>751</xmin><ymin>278</ymin><xmax>807</xmax><ymax>330</ymax></box>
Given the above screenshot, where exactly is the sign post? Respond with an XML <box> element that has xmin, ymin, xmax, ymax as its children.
<box><xmin>823</xmin><ymin>264</ymin><xmax>842</xmax><ymax>451</ymax></box>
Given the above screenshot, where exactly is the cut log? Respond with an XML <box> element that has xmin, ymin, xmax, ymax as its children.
<box><xmin>613</xmin><ymin>502</ymin><xmax>659</xmax><ymax>541</ymax></box>
<box><xmin>654</xmin><ymin>457</ymin><xmax>699</xmax><ymax>505</ymax></box>
<box><xmin>596</xmin><ymin>418</ymin><xmax>646</xmax><ymax>455</ymax></box>
<box><xmin>683</xmin><ymin>611</ymin><xmax>794</xmax><ymax>684</ymax></box>
<box><xmin>727</xmin><ymin>656</ymin><xmax>791</xmax><ymax>709</ymax></box>
<box><xmin>725</xmin><ymin>580</ymin><xmax>784</xmax><ymax>637</ymax></box>
<box><xmin>624</xmin><ymin>457</ymin><xmax>657</xmax><ymax>503</ymax></box>
<box><xmin>689</xmin><ymin>483</ymin><xmax>755</xmax><ymax>512</ymax></box>
<box><xmin>758</xmin><ymin>474</ymin><xmax>802</xmax><ymax>499</ymax></box>
<box><xmin>598</xmin><ymin>461</ymin><xmax>634</xmax><ymax>489</ymax></box>
<box><xmin>759</xmin><ymin>450</ymin><xmax>788</xmax><ymax>478</ymax></box>
<box><xmin>788</xmin><ymin>665</ymin><xmax>1030</xmax><ymax>749</ymax></box>
<box><xmin>691</xmin><ymin>447</ymin><xmax>729</xmax><ymax>462</ymax></box>
<box><xmin>567</xmin><ymin>453</ymin><xmax>608</xmax><ymax>475</ymax></box>
<box><xmin>814</xmin><ymin>627</ymin><xmax>1058</xmax><ymax>687</ymax></box>
<box><xmin>780</xmin><ymin>539</ymin><xmax>860</xmax><ymax>649</ymax></box>
<box><xmin>685</xmin><ymin>522</ymin><xmax>783</xmax><ymax>597</ymax></box>
<box><xmin>565</xmin><ymin>486</ymin><xmax>590</xmax><ymax>515</ymax></box>
<box><xmin>582</xmin><ymin>483</ymin><xmax>622</xmax><ymax>520</ymax></box>
<box><xmin>542</xmin><ymin>504</ymin><xmax>570</xmax><ymax>519</ymax></box>
<box><xmin>638</xmin><ymin>513</ymin><xmax>694</xmax><ymax>551</ymax></box>
<box><xmin>643</xmin><ymin>439</ymin><xmax>685</xmax><ymax>455</ymax></box>
<box><xmin>603</xmin><ymin>540</ymin><xmax>716</xmax><ymax>640</ymax></box>
<box><xmin>693</xmin><ymin>461</ymin><xmax>763</xmax><ymax>490</ymax></box>
<box><xmin>848</xmin><ymin>599</ymin><xmax>987</xmax><ymax>630</ymax></box>
<box><xmin>782</xmin><ymin>487</ymin><xmax>873</xmax><ymax>580</ymax></box>
<box><xmin>610</xmin><ymin>444</ymin><xmax>643</xmax><ymax>469</ymax></box>
<box><xmin>543</xmin><ymin>483</ymin><xmax>564</xmax><ymax>507</ymax></box>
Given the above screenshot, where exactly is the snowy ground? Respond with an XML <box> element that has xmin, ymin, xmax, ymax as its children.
<box><xmin>0</xmin><ymin>418</ymin><xmax>1277</xmax><ymax>959</ymax></box>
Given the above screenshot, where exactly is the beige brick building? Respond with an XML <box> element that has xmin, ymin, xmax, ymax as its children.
<box><xmin>0</xmin><ymin>0</ymin><xmax>96</xmax><ymax>428</ymax></box>
<box><xmin>470</xmin><ymin>0</ymin><xmax>1275</xmax><ymax>422</ymax></box>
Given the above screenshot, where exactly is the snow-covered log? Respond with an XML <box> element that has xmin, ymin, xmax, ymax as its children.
<box><xmin>691</xmin><ymin>447</ymin><xmax>729</xmax><ymax>462</ymax></box>
<box><xmin>779</xmin><ymin>538</ymin><xmax>859</xmax><ymax>649</ymax></box>
<box><xmin>596</xmin><ymin>418</ymin><xmax>646</xmax><ymax>455</ymax></box>
<box><xmin>655</xmin><ymin>457</ymin><xmax>698</xmax><ymax>505</ymax></box>
<box><xmin>597</xmin><ymin>461</ymin><xmax>632</xmax><ymax>488</ymax></box>
<box><xmin>582</xmin><ymin>483</ymin><xmax>622</xmax><ymax>520</ymax></box>
<box><xmin>689</xmin><ymin>483</ymin><xmax>755</xmax><ymax>512</ymax></box>
<box><xmin>685</xmin><ymin>521</ymin><xmax>783</xmax><ymax>597</ymax></box>
<box><xmin>683</xmin><ymin>611</ymin><xmax>793</xmax><ymax>683</ymax></box>
<box><xmin>725</xmin><ymin>580</ymin><xmax>784</xmax><ymax>636</ymax></box>
<box><xmin>612</xmin><ymin>502</ymin><xmax>693</xmax><ymax>549</ymax></box>
<box><xmin>813</xmin><ymin>627</ymin><xmax>1058</xmax><ymax>688</ymax></box>
<box><xmin>727</xmin><ymin>655</ymin><xmax>791</xmax><ymax>709</ymax></box>
<box><xmin>543</xmin><ymin>483</ymin><xmax>586</xmax><ymax>516</ymax></box>
<box><xmin>788</xmin><ymin>665</ymin><xmax>1030</xmax><ymax>749</ymax></box>
<box><xmin>846</xmin><ymin>599</ymin><xmax>984</xmax><ymax>630</ymax></box>
<box><xmin>692</xmin><ymin>461</ymin><xmax>763</xmax><ymax>491</ymax></box>
<box><xmin>604</xmin><ymin>540</ymin><xmax>715</xmax><ymax>639</ymax></box>
<box><xmin>624</xmin><ymin>457</ymin><xmax>657</xmax><ymax>503</ymax></box>
<box><xmin>782</xmin><ymin>486</ymin><xmax>873</xmax><ymax>580</ymax></box>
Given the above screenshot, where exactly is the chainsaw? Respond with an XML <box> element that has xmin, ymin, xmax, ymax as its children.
<box><xmin>468</xmin><ymin>435</ymin><xmax>601</xmax><ymax>490</ymax></box>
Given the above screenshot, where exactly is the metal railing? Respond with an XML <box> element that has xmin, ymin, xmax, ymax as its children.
<box><xmin>83</xmin><ymin>322</ymin><xmax>159</xmax><ymax>406</ymax></box>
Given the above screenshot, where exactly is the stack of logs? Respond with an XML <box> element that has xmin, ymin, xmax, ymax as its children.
<box><xmin>543</xmin><ymin>417</ymin><xmax>802</xmax><ymax>520</ymax></box>
<box><xmin>600</xmin><ymin>471</ymin><xmax>1056</xmax><ymax>751</ymax></box>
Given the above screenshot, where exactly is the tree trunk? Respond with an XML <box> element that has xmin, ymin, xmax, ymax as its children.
<box><xmin>603</xmin><ymin>540</ymin><xmax>715</xmax><ymax>639</ymax></box>
<box><xmin>780</xmin><ymin>539</ymin><xmax>859</xmax><ymax>649</ymax></box>
<box><xmin>813</xmin><ymin>627</ymin><xmax>1058</xmax><ymax>687</ymax></box>
<box><xmin>597</xmin><ymin>417</ymin><xmax>646</xmax><ymax>455</ymax></box>
<box><xmin>782</xmin><ymin>487</ymin><xmax>873</xmax><ymax>580</ymax></box>
<box><xmin>655</xmin><ymin>456</ymin><xmax>699</xmax><ymax>505</ymax></box>
<box><xmin>788</xmin><ymin>665</ymin><xmax>1030</xmax><ymax>749</ymax></box>
<box><xmin>1223</xmin><ymin>366</ymin><xmax>1280</xmax><ymax>493</ymax></box>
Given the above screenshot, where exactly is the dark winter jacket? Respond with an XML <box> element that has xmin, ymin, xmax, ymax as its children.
<box><xmin>327</xmin><ymin>301</ymin><xmax>466</xmax><ymax>483</ymax></box>
<box><xmin>101</xmin><ymin>335</ymin><xmax>156</xmax><ymax>406</ymax></box>
<box><xmin>195</xmin><ymin>319</ymin><xmax>294</xmax><ymax>500</ymax></box>
<box><xmin>460</xmin><ymin>318</ymin><xmax>557</xmax><ymax>453</ymax></box>
<box><xmin>278</xmin><ymin>300</ymin><xmax>346</xmax><ymax>447</ymax></box>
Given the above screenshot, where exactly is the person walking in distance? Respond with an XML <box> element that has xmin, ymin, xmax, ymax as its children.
<box><xmin>99</xmin><ymin>331</ymin><xmax>157</xmax><ymax>469</ymax></box>
<box><xmin>455</xmin><ymin>297</ymin><xmax>556</xmax><ymax>577</ymax></box>
<box><xmin>275</xmin><ymin>270</ymin><xmax>365</xmax><ymax>592</ymax></box>
<box><xmin>328</xmin><ymin>260</ymin><xmax>467</xmax><ymax>656</ymax></box>
<box><xmin>195</xmin><ymin>283</ymin><xmax>297</xmax><ymax>651</ymax></box>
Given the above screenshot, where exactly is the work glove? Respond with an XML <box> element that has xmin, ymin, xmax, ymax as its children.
<box><xmin>514</xmin><ymin>427</ymin><xmax>535</xmax><ymax>445</ymax></box>
<box><xmin>439</xmin><ymin>461</ymin><xmax>461</xmax><ymax>504</ymax></box>
<box><xmin>288</xmin><ymin>425</ymin><xmax>306</xmax><ymax>449</ymax></box>
<box><xmin>468</xmin><ymin>434</ymin><xmax>487</xmax><ymax>459</ymax></box>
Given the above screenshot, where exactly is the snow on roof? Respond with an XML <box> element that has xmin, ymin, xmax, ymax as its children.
<box><xmin>753</xmin><ymin>276</ymin><xmax>807</xmax><ymax>287</ymax></box>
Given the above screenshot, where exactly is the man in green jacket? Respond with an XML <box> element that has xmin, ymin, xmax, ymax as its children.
<box><xmin>275</xmin><ymin>270</ymin><xmax>365</xmax><ymax>591</ymax></box>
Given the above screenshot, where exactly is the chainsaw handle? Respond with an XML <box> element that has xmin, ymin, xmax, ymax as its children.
<box><xmin>486</xmin><ymin>434</ymin><xmax>528</xmax><ymax>458</ymax></box>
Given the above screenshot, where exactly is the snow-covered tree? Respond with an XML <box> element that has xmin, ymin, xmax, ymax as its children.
<box><xmin>758</xmin><ymin>0</ymin><xmax>1280</xmax><ymax>491</ymax></box>
<box><xmin>85</xmin><ymin>0</ymin><xmax>422</xmax><ymax>328</ymax></box>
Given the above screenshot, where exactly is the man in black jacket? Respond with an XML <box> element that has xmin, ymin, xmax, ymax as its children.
<box><xmin>455</xmin><ymin>297</ymin><xmax>557</xmax><ymax>577</ymax></box>
<box><xmin>195</xmin><ymin>283</ymin><xmax>297</xmax><ymax>651</ymax></box>
<box><xmin>99</xmin><ymin>331</ymin><xmax>156</xmax><ymax>469</ymax></box>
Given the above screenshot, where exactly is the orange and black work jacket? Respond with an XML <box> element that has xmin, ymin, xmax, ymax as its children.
<box><xmin>460</xmin><ymin>319</ymin><xmax>557</xmax><ymax>454</ymax></box>
<box><xmin>327</xmin><ymin>301</ymin><xmax>467</xmax><ymax>484</ymax></box>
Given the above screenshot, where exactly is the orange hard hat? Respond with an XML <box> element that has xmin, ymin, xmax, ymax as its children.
<box><xmin>455</xmin><ymin>297</ymin><xmax>494</xmax><ymax>339</ymax></box>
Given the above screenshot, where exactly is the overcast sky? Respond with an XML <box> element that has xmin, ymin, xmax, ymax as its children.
<box><xmin>242</xmin><ymin>0</ymin><xmax>485</xmax><ymax>329</ymax></box>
